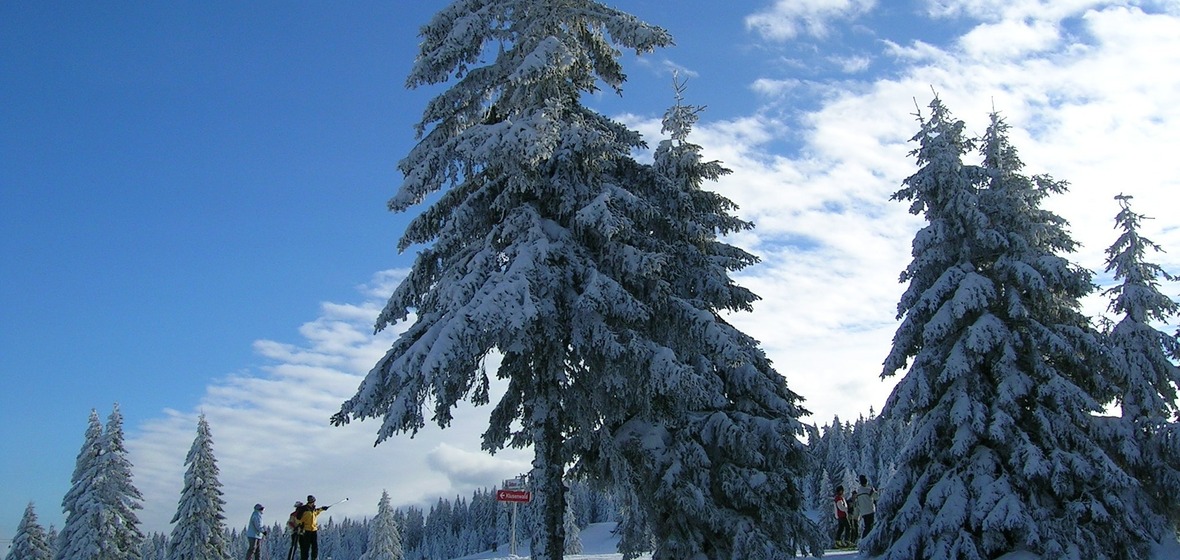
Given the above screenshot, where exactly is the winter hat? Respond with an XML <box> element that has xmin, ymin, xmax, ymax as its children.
<box><xmin>306</xmin><ymin>495</ymin><xmax>316</xmax><ymax>503</ymax></box>
<box><xmin>255</xmin><ymin>504</ymin><xmax>264</xmax><ymax>510</ymax></box>
<box><xmin>294</xmin><ymin>501</ymin><xmax>304</xmax><ymax>507</ymax></box>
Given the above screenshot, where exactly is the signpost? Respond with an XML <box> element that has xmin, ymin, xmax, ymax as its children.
<box><xmin>497</xmin><ymin>476</ymin><xmax>530</xmax><ymax>555</ymax></box>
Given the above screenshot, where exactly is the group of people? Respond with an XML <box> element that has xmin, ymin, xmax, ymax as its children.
<box><xmin>833</xmin><ymin>475</ymin><xmax>878</xmax><ymax>549</ymax></box>
<box><xmin>243</xmin><ymin>495</ymin><xmax>333</xmax><ymax>560</ymax></box>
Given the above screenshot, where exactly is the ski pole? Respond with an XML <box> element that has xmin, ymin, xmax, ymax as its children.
<box><xmin>324</xmin><ymin>497</ymin><xmax>349</xmax><ymax>508</ymax></box>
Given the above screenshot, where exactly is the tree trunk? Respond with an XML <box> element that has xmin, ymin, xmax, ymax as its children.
<box><xmin>529</xmin><ymin>364</ymin><xmax>567</xmax><ymax>560</ymax></box>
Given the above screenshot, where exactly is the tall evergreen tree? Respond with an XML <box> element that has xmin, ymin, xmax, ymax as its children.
<box><xmin>55</xmin><ymin>406</ymin><xmax>146</xmax><ymax>560</ymax></box>
<box><xmin>6</xmin><ymin>503</ymin><xmax>53</xmax><ymax>560</ymax></box>
<box><xmin>96</xmin><ymin>404</ymin><xmax>146</xmax><ymax>560</ymax></box>
<box><xmin>868</xmin><ymin>100</ymin><xmax>1145</xmax><ymax>559</ymax></box>
<box><xmin>1100</xmin><ymin>193</ymin><xmax>1180</xmax><ymax>533</ymax></box>
<box><xmin>326</xmin><ymin>2</ymin><xmax>770</xmax><ymax>559</ymax></box>
<box><xmin>167</xmin><ymin>414</ymin><xmax>230</xmax><ymax>560</ymax></box>
<box><xmin>582</xmin><ymin>87</ymin><xmax>820</xmax><ymax>559</ymax></box>
<box><xmin>361</xmin><ymin>491</ymin><xmax>404</xmax><ymax>560</ymax></box>
<box><xmin>56</xmin><ymin>409</ymin><xmax>104</xmax><ymax>560</ymax></box>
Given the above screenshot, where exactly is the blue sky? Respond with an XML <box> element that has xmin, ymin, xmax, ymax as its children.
<box><xmin>3</xmin><ymin>0</ymin><xmax>1179</xmax><ymax>544</ymax></box>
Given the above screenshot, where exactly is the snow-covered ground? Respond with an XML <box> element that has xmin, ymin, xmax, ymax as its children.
<box><xmin>453</xmin><ymin>522</ymin><xmax>1180</xmax><ymax>560</ymax></box>
<box><xmin>453</xmin><ymin>522</ymin><xmax>865</xmax><ymax>560</ymax></box>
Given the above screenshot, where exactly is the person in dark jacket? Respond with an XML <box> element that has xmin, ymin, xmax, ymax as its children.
<box><xmin>297</xmin><ymin>495</ymin><xmax>331</xmax><ymax>560</ymax></box>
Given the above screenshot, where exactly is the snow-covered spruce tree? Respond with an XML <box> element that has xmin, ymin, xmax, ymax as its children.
<box><xmin>6</xmin><ymin>503</ymin><xmax>53</xmax><ymax>560</ymax></box>
<box><xmin>471</xmin><ymin>488</ymin><xmax>498</xmax><ymax>552</ymax></box>
<box><xmin>562</xmin><ymin>503</ymin><xmax>583</xmax><ymax>555</ymax></box>
<box><xmin>56</xmin><ymin>409</ymin><xmax>104</xmax><ymax>560</ymax></box>
<box><xmin>976</xmin><ymin>112</ymin><xmax>1145</xmax><ymax>555</ymax></box>
<box><xmin>578</xmin><ymin>88</ymin><xmax>820</xmax><ymax>560</ymax></box>
<box><xmin>817</xmin><ymin>470</ymin><xmax>836</xmax><ymax>541</ymax></box>
<box><xmin>611</xmin><ymin>489</ymin><xmax>655</xmax><ymax>558</ymax></box>
<box><xmin>329</xmin><ymin>2</ymin><xmax>680</xmax><ymax>559</ymax></box>
<box><xmin>142</xmin><ymin>533</ymin><xmax>169</xmax><ymax>560</ymax></box>
<box><xmin>1100</xmin><ymin>193</ymin><xmax>1180</xmax><ymax>534</ymax></box>
<box><xmin>422</xmin><ymin>498</ymin><xmax>455</xmax><ymax>560</ymax></box>
<box><xmin>97</xmin><ymin>404</ymin><xmax>147</xmax><ymax>560</ymax></box>
<box><xmin>360</xmin><ymin>491</ymin><xmax>404</xmax><ymax>560</ymax></box>
<box><xmin>867</xmin><ymin>100</ymin><xmax>1146</xmax><ymax>559</ymax></box>
<box><xmin>55</xmin><ymin>406</ymin><xmax>147</xmax><ymax>560</ymax></box>
<box><xmin>568</xmin><ymin>482</ymin><xmax>592</xmax><ymax>528</ymax></box>
<box><xmin>824</xmin><ymin>416</ymin><xmax>852</xmax><ymax>485</ymax></box>
<box><xmin>397</xmin><ymin>506</ymin><xmax>424</xmax><ymax>556</ymax></box>
<box><xmin>167</xmin><ymin>414</ymin><xmax>230</xmax><ymax>560</ymax></box>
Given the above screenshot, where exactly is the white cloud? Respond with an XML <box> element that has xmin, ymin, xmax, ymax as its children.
<box><xmin>923</xmin><ymin>0</ymin><xmax>1105</xmax><ymax>21</ymax></box>
<box><xmin>831</xmin><ymin>54</ymin><xmax>872</xmax><ymax>73</ymax></box>
<box><xmin>747</xmin><ymin>0</ymin><xmax>877</xmax><ymax>41</ymax></box>
<box><xmin>958</xmin><ymin>18</ymin><xmax>1062</xmax><ymax>59</ymax></box>
<box><xmin>751</xmin><ymin>77</ymin><xmax>804</xmax><ymax>97</ymax></box>
<box><xmin>633</xmin><ymin>56</ymin><xmax>700</xmax><ymax>80</ymax></box>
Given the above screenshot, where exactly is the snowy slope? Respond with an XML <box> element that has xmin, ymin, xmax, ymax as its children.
<box><xmin>453</xmin><ymin>522</ymin><xmax>862</xmax><ymax>559</ymax></box>
<box><xmin>451</xmin><ymin>521</ymin><xmax>1180</xmax><ymax>560</ymax></box>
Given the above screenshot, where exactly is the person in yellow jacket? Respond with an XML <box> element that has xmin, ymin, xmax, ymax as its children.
<box><xmin>297</xmin><ymin>495</ymin><xmax>330</xmax><ymax>560</ymax></box>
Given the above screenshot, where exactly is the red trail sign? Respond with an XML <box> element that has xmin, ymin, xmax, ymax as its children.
<box><xmin>496</xmin><ymin>489</ymin><xmax>531</xmax><ymax>503</ymax></box>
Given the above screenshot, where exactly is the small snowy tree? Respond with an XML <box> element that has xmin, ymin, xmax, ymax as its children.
<box><xmin>6</xmin><ymin>503</ymin><xmax>53</xmax><ymax>560</ymax></box>
<box><xmin>1100</xmin><ymin>193</ymin><xmax>1180</xmax><ymax>534</ymax></box>
<box><xmin>142</xmin><ymin>533</ymin><xmax>169</xmax><ymax>560</ymax></box>
<box><xmin>45</xmin><ymin>526</ymin><xmax>58</xmax><ymax>560</ymax></box>
<box><xmin>817</xmin><ymin>470</ymin><xmax>837</xmax><ymax>541</ymax></box>
<box><xmin>396</xmin><ymin>506</ymin><xmax>424</xmax><ymax>556</ymax></box>
<box><xmin>167</xmin><ymin>414</ymin><xmax>231</xmax><ymax>560</ymax></box>
<box><xmin>562</xmin><ymin>503</ymin><xmax>582</xmax><ymax>555</ymax></box>
<box><xmin>55</xmin><ymin>410</ymin><xmax>104</xmax><ymax>560</ymax></box>
<box><xmin>868</xmin><ymin>101</ymin><xmax>1147</xmax><ymax>559</ymax></box>
<box><xmin>611</xmin><ymin>490</ymin><xmax>654</xmax><ymax>559</ymax></box>
<box><xmin>361</xmin><ymin>491</ymin><xmax>404</xmax><ymax>560</ymax></box>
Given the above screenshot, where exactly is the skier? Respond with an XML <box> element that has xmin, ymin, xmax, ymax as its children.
<box><xmin>855</xmin><ymin>475</ymin><xmax>878</xmax><ymax>538</ymax></box>
<box><xmin>833</xmin><ymin>485</ymin><xmax>852</xmax><ymax>548</ymax></box>
<box><xmin>286</xmin><ymin>500</ymin><xmax>306</xmax><ymax>560</ymax></box>
<box><xmin>848</xmin><ymin>490</ymin><xmax>860</xmax><ymax>541</ymax></box>
<box><xmin>297</xmin><ymin>495</ymin><xmax>331</xmax><ymax>560</ymax></box>
<box><xmin>244</xmin><ymin>504</ymin><xmax>268</xmax><ymax>560</ymax></box>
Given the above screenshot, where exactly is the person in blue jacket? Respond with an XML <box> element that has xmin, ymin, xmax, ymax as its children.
<box><xmin>245</xmin><ymin>503</ymin><xmax>268</xmax><ymax>560</ymax></box>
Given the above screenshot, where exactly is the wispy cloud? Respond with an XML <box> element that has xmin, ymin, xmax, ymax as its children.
<box><xmin>747</xmin><ymin>0</ymin><xmax>878</xmax><ymax>41</ymax></box>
